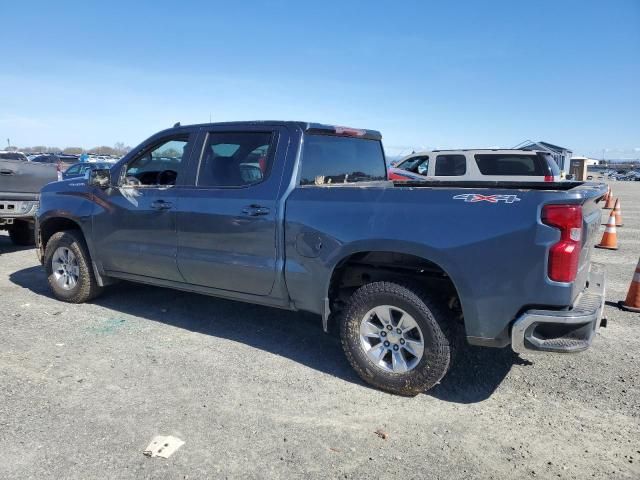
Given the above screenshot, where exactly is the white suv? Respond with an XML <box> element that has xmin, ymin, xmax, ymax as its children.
<box><xmin>389</xmin><ymin>149</ymin><xmax>563</xmax><ymax>182</ymax></box>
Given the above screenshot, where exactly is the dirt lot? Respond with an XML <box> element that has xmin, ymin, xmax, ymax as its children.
<box><xmin>1</xmin><ymin>182</ymin><xmax>638</xmax><ymax>480</ymax></box>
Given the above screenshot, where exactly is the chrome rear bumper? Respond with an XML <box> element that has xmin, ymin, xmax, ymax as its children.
<box><xmin>512</xmin><ymin>263</ymin><xmax>606</xmax><ymax>354</ymax></box>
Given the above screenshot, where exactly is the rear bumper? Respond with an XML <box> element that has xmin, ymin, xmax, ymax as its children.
<box><xmin>511</xmin><ymin>263</ymin><xmax>606</xmax><ymax>353</ymax></box>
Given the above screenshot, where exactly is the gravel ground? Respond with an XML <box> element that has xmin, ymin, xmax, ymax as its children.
<box><xmin>0</xmin><ymin>182</ymin><xmax>638</xmax><ymax>480</ymax></box>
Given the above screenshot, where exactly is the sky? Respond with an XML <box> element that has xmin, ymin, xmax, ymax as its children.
<box><xmin>1</xmin><ymin>0</ymin><xmax>639</xmax><ymax>159</ymax></box>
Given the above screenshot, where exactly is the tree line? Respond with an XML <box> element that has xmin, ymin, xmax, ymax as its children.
<box><xmin>18</xmin><ymin>142</ymin><xmax>131</xmax><ymax>156</ymax></box>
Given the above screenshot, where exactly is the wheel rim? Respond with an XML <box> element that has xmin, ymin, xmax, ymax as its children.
<box><xmin>51</xmin><ymin>247</ymin><xmax>79</xmax><ymax>290</ymax></box>
<box><xmin>359</xmin><ymin>305</ymin><xmax>425</xmax><ymax>373</ymax></box>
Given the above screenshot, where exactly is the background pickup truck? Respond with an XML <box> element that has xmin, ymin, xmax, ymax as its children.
<box><xmin>35</xmin><ymin>121</ymin><xmax>607</xmax><ymax>395</ymax></box>
<box><xmin>1</xmin><ymin>158</ymin><xmax>58</xmax><ymax>245</ymax></box>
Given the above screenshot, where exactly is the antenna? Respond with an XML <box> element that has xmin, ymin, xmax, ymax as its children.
<box><xmin>173</xmin><ymin>122</ymin><xmax>181</xmax><ymax>128</ymax></box>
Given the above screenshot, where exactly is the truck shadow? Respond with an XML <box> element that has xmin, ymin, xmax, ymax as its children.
<box><xmin>430</xmin><ymin>345</ymin><xmax>532</xmax><ymax>403</ymax></box>
<box><xmin>0</xmin><ymin>234</ymin><xmax>34</xmax><ymax>255</ymax></box>
<box><xmin>10</xmin><ymin>265</ymin><xmax>527</xmax><ymax>403</ymax></box>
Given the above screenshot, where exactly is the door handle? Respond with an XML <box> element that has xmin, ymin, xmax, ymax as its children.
<box><xmin>0</xmin><ymin>169</ymin><xmax>15</xmax><ymax>175</ymax></box>
<box><xmin>241</xmin><ymin>204</ymin><xmax>270</xmax><ymax>216</ymax></box>
<box><xmin>150</xmin><ymin>200</ymin><xmax>173</xmax><ymax>210</ymax></box>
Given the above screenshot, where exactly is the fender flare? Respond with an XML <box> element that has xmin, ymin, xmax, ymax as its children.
<box><xmin>321</xmin><ymin>240</ymin><xmax>475</xmax><ymax>332</ymax></box>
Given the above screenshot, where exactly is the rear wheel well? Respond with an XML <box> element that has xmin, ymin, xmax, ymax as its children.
<box><xmin>40</xmin><ymin>217</ymin><xmax>83</xmax><ymax>251</ymax></box>
<box><xmin>327</xmin><ymin>252</ymin><xmax>463</xmax><ymax>333</ymax></box>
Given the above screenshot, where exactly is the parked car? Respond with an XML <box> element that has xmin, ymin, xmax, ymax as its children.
<box><xmin>62</xmin><ymin>162</ymin><xmax>112</xmax><ymax>180</ymax></box>
<box><xmin>30</xmin><ymin>154</ymin><xmax>78</xmax><ymax>168</ymax></box>
<box><xmin>389</xmin><ymin>149</ymin><xmax>562</xmax><ymax>182</ymax></box>
<box><xmin>0</xmin><ymin>151</ymin><xmax>29</xmax><ymax>162</ymax></box>
<box><xmin>35</xmin><ymin>121</ymin><xmax>606</xmax><ymax>395</ymax></box>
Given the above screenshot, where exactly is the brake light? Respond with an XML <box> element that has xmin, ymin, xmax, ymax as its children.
<box><xmin>544</xmin><ymin>175</ymin><xmax>553</xmax><ymax>182</ymax></box>
<box><xmin>542</xmin><ymin>205</ymin><xmax>583</xmax><ymax>282</ymax></box>
<box><xmin>334</xmin><ymin>126</ymin><xmax>366</xmax><ymax>137</ymax></box>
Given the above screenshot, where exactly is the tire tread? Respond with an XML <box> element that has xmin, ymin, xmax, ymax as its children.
<box><xmin>44</xmin><ymin>230</ymin><xmax>103</xmax><ymax>303</ymax></box>
<box><xmin>340</xmin><ymin>281</ymin><xmax>458</xmax><ymax>396</ymax></box>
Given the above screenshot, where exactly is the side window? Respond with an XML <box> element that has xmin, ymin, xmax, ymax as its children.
<box><xmin>474</xmin><ymin>154</ymin><xmax>548</xmax><ymax>176</ymax></box>
<box><xmin>416</xmin><ymin>157</ymin><xmax>429</xmax><ymax>175</ymax></box>
<box><xmin>123</xmin><ymin>137</ymin><xmax>188</xmax><ymax>187</ymax></box>
<box><xmin>435</xmin><ymin>154</ymin><xmax>466</xmax><ymax>176</ymax></box>
<box><xmin>543</xmin><ymin>154</ymin><xmax>561</xmax><ymax>177</ymax></box>
<box><xmin>197</xmin><ymin>132</ymin><xmax>273</xmax><ymax>187</ymax></box>
<box><xmin>300</xmin><ymin>135</ymin><xmax>386</xmax><ymax>185</ymax></box>
<box><xmin>398</xmin><ymin>156</ymin><xmax>429</xmax><ymax>174</ymax></box>
<box><xmin>65</xmin><ymin>165</ymin><xmax>80</xmax><ymax>175</ymax></box>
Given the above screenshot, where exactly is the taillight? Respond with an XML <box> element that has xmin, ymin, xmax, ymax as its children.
<box><xmin>544</xmin><ymin>175</ymin><xmax>553</xmax><ymax>182</ymax></box>
<box><xmin>542</xmin><ymin>205</ymin><xmax>583</xmax><ymax>282</ymax></box>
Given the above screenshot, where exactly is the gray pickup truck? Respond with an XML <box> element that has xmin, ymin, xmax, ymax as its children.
<box><xmin>1</xmin><ymin>155</ymin><xmax>58</xmax><ymax>245</ymax></box>
<box><xmin>35</xmin><ymin>121</ymin><xmax>607</xmax><ymax>395</ymax></box>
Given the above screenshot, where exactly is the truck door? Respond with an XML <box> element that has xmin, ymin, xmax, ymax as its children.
<box><xmin>175</xmin><ymin>126</ymin><xmax>288</xmax><ymax>296</ymax></box>
<box><xmin>92</xmin><ymin>133</ymin><xmax>197</xmax><ymax>281</ymax></box>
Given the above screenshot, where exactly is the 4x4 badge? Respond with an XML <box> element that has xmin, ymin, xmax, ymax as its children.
<box><xmin>453</xmin><ymin>193</ymin><xmax>521</xmax><ymax>204</ymax></box>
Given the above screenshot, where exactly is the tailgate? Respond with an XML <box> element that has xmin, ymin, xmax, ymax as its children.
<box><xmin>573</xmin><ymin>183</ymin><xmax>607</xmax><ymax>294</ymax></box>
<box><xmin>0</xmin><ymin>160</ymin><xmax>58</xmax><ymax>194</ymax></box>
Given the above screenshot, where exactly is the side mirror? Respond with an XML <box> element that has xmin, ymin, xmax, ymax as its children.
<box><xmin>89</xmin><ymin>168</ymin><xmax>112</xmax><ymax>188</ymax></box>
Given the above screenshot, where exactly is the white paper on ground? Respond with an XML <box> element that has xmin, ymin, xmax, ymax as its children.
<box><xmin>143</xmin><ymin>435</ymin><xmax>185</xmax><ymax>458</ymax></box>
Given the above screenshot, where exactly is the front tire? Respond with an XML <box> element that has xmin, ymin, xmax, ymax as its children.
<box><xmin>44</xmin><ymin>230</ymin><xmax>103</xmax><ymax>303</ymax></box>
<box><xmin>340</xmin><ymin>281</ymin><xmax>456</xmax><ymax>396</ymax></box>
<box><xmin>8</xmin><ymin>220</ymin><xmax>35</xmax><ymax>246</ymax></box>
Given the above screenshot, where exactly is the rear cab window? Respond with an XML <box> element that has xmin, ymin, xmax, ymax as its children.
<box><xmin>474</xmin><ymin>153</ymin><xmax>552</xmax><ymax>176</ymax></box>
<box><xmin>299</xmin><ymin>135</ymin><xmax>387</xmax><ymax>186</ymax></box>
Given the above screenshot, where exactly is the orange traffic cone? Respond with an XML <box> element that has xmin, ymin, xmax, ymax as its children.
<box><xmin>595</xmin><ymin>211</ymin><xmax>618</xmax><ymax>250</ymax></box>
<box><xmin>619</xmin><ymin>258</ymin><xmax>640</xmax><ymax>313</ymax></box>
<box><xmin>604</xmin><ymin>192</ymin><xmax>615</xmax><ymax>209</ymax></box>
<box><xmin>613</xmin><ymin>198</ymin><xmax>623</xmax><ymax>226</ymax></box>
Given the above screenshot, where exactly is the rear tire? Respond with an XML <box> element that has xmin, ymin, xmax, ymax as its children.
<box><xmin>8</xmin><ymin>220</ymin><xmax>35</xmax><ymax>246</ymax></box>
<box><xmin>44</xmin><ymin>230</ymin><xmax>103</xmax><ymax>303</ymax></box>
<box><xmin>340</xmin><ymin>281</ymin><xmax>457</xmax><ymax>396</ymax></box>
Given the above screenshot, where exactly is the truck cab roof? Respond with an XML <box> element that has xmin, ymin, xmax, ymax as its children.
<box><xmin>163</xmin><ymin>121</ymin><xmax>383</xmax><ymax>141</ymax></box>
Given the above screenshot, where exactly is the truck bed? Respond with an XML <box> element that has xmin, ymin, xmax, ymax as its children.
<box><xmin>393</xmin><ymin>180</ymin><xmax>591</xmax><ymax>191</ymax></box>
<box><xmin>0</xmin><ymin>159</ymin><xmax>58</xmax><ymax>196</ymax></box>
